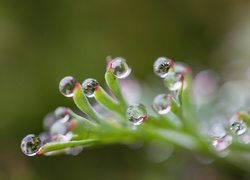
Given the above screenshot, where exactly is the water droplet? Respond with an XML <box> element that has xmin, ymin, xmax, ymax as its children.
<box><xmin>54</xmin><ymin>107</ymin><xmax>70</xmax><ymax>123</ymax></box>
<box><xmin>21</xmin><ymin>134</ymin><xmax>43</xmax><ymax>156</ymax></box>
<box><xmin>209</xmin><ymin>123</ymin><xmax>227</xmax><ymax>139</ymax></box>
<box><xmin>153</xmin><ymin>57</ymin><xmax>174</xmax><ymax>78</ymax></box>
<box><xmin>164</xmin><ymin>72</ymin><xmax>183</xmax><ymax>91</ymax></box>
<box><xmin>43</xmin><ymin>112</ymin><xmax>56</xmax><ymax>131</ymax></box>
<box><xmin>51</xmin><ymin>132</ymin><xmax>73</xmax><ymax>142</ymax></box>
<box><xmin>238</xmin><ymin>130</ymin><xmax>250</xmax><ymax>144</ymax></box>
<box><xmin>81</xmin><ymin>78</ymin><xmax>99</xmax><ymax>97</ymax></box>
<box><xmin>126</xmin><ymin>104</ymin><xmax>147</xmax><ymax>125</ymax></box>
<box><xmin>50</xmin><ymin>121</ymin><xmax>69</xmax><ymax>136</ymax></box>
<box><xmin>152</xmin><ymin>94</ymin><xmax>172</xmax><ymax>114</ymax></box>
<box><xmin>59</xmin><ymin>76</ymin><xmax>78</xmax><ymax>97</ymax></box>
<box><xmin>111</xmin><ymin>57</ymin><xmax>131</xmax><ymax>78</ymax></box>
<box><xmin>229</xmin><ymin>115</ymin><xmax>247</xmax><ymax>135</ymax></box>
<box><xmin>212</xmin><ymin>135</ymin><xmax>232</xmax><ymax>151</ymax></box>
<box><xmin>230</xmin><ymin>121</ymin><xmax>247</xmax><ymax>135</ymax></box>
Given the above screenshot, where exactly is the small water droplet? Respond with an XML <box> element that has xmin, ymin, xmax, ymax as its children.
<box><xmin>81</xmin><ymin>78</ymin><xmax>99</xmax><ymax>97</ymax></box>
<box><xmin>43</xmin><ymin>112</ymin><xmax>56</xmax><ymax>131</ymax></box>
<box><xmin>59</xmin><ymin>76</ymin><xmax>78</xmax><ymax>97</ymax></box>
<box><xmin>212</xmin><ymin>135</ymin><xmax>232</xmax><ymax>151</ymax></box>
<box><xmin>50</xmin><ymin>121</ymin><xmax>69</xmax><ymax>136</ymax></box>
<box><xmin>238</xmin><ymin>130</ymin><xmax>250</xmax><ymax>144</ymax></box>
<box><xmin>111</xmin><ymin>57</ymin><xmax>131</xmax><ymax>78</ymax></box>
<box><xmin>126</xmin><ymin>104</ymin><xmax>147</xmax><ymax>125</ymax></box>
<box><xmin>164</xmin><ymin>72</ymin><xmax>183</xmax><ymax>91</ymax></box>
<box><xmin>229</xmin><ymin>115</ymin><xmax>247</xmax><ymax>135</ymax></box>
<box><xmin>230</xmin><ymin>121</ymin><xmax>247</xmax><ymax>135</ymax></box>
<box><xmin>209</xmin><ymin>123</ymin><xmax>227</xmax><ymax>139</ymax></box>
<box><xmin>153</xmin><ymin>57</ymin><xmax>173</xmax><ymax>78</ymax></box>
<box><xmin>152</xmin><ymin>94</ymin><xmax>172</xmax><ymax>114</ymax></box>
<box><xmin>21</xmin><ymin>134</ymin><xmax>43</xmax><ymax>156</ymax></box>
<box><xmin>54</xmin><ymin>107</ymin><xmax>70</xmax><ymax>123</ymax></box>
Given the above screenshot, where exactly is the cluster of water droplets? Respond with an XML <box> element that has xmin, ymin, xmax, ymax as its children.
<box><xmin>20</xmin><ymin>107</ymin><xmax>79</xmax><ymax>156</ymax></box>
<box><xmin>209</xmin><ymin>113</ymin><xmax>249</xmax><ymax>153</ymax></box>
<box><xmin>152</xmin><ymin>57</ymin><xmax>184</xmax><ymax>115</ymax></box>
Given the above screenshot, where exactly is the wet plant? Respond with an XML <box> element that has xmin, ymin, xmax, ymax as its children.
<box><xmin>21</xmin><ymin>56</ymin><xmax>250</xmax><ymax>172</ymax></box>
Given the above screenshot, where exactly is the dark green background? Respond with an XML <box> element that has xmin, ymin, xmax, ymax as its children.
<box><xmin>1</xmin><ymin>0</ymin><xmax>250</xmax><ymax>179</ymax></box>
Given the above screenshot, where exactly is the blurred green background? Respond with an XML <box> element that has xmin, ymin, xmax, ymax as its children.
<box><xmin>1</xmin><ymin>0</ymin><xmax>250</xmax><ymax>179</ymax></box>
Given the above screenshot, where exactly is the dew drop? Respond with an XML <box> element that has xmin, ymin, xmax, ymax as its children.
<box><xmin>21</xmin><ymin>134</ymin><xmax>43</xmax><ymax>156</ymax></box>
<box><xmin>152</xmin><ymin>94</ymin><xmax>172</xmax><ymax>114</ymax></box>
<box><xmin>126</xmin><ymin>104</ymin><xmax>147</xmax><ymax>125</ymax></box>
<box><xmin>163</xmin><ymin>72</ymin><xmax>183</xmax><ymax>91</ymax></box>
<box><xmin>59</xmin><ymin>76</ymin><xmax>78</xmax><ymax>97</ymax></box>
<box><xmin>229</xmin><ymin>115</ymin><xmax>247</xmax><ymax>135</ymax></box>
<box><xmin>230</xmin><ymin>121</ymin><xmax>247</xmax><ymax>135</ymax></box>
<box><xmin>111</xmin><ymin>57</ymin><xmax>131</xmax><ymax>78</ymax></box>
<box><xmin>81</xmin><ymin>78</ymin><xmax>99</xmax><ymax>97</ymax></box>
<box><xmin>54</xmin><ymin>107</ymin><xmax>70</xmax><ymax>123</ymax></box>
<box><xmin>238</xmin><ymin>130</ymin><xmax>250</xmax><ymax>144</ymax></box>
<box><xmin>50</xmin><ymin>121</ymin><xmax>69</xmax><ymax>136</ymax></box>
<box><xmin>212</xmin><ymin>135</ymin><xmax>232</xmax><ymax>151</ymax></box>
<box><xmin>153</xmin><ymin>57</ymin><xmax>173</xmax><ymax>78</ymax></box>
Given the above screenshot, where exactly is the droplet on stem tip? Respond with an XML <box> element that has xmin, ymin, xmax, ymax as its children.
<box><xmin>152</xmin><ymin>94</ymin><xmax>172</xmax><ymax>114</ymax></box>
<box><xmin>164</xmin><ymin>72</ymin><xmax>183</xmax><ymax>91</ymax></box>
<box><xmin>153</xmin><ymin>57</ymin><xmax>174</xmax><ymax>78</ymax></box>
<box><xmin>110</xmin><ymin>57</ymin><xmax>131</xmax><ymax>79</ymax></box>
<box><xmin>126</xmin><ymin>104</ymin><xmax>147</xmax><ymax>126</ymax></box>
<box><xmin>81</xmin><ymin>78</ymin><xmax>99</xmax><ymax>97</ymax></box>
<box><xmin>21</xmin><ymin>134</ymin><xmax>43</xmax><ymax>156</ymax></box>
<box><xmin>59</xmin><ymin>76</ymin><xmax>78</xmax><ymax>97</ymax></box>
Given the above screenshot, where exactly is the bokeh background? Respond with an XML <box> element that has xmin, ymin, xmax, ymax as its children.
<box><xmin>1</xmin><ymin>0</ymin><xmax>250</xmax><ymax>179</ymax></box>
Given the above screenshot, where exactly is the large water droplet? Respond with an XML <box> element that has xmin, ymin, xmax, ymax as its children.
<box><xmin>59</xmin><ymin>76</ymin><xmax>78</xmax><ymax>97</ymax></box>
<box><xmin>153</xmin><ymin>57</ymin><xmax>173</xmax><ymax>78</ymax></box>
<box><xmin>152</xmin><ymin>94</ymin><xmax>172</xmax><ymax>114</ymax></box>
<box><xmin>212</xmin><ymin>135</ymin><xmax>232</xmax><ymax>151</ymax></box>
<box><xmin>126</xmin><ymin>104</ymin><xmax>147</xmax><ymax>125</ymax></box>
<box><xmin>111</xmin><ymin>57</ymin><xmax>131</xmax><ymax>78</ymax></box>
<box><xmin>21</xmin><ymin>134</ymin><xmax>43</xmax><ymax>156</ymax></box>
<box><xmin>229</xmin><ymin>115</ymin><xmax>247</xmax><ymax>135</ymax></box>
<box><xmin>81</xmin><ymin>78</ymin><xmax>99</xmax><ymax>97</ymax></box>
<box><xmin>164</xmin><ymin>72</ymin><xmax>183</xmax><ymax>91</ymax></box>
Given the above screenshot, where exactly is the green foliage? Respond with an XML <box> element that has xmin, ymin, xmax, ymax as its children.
<box><xmin>21</xmin><ymin>57</ymin><xmax>250</xmax><ymax>173</ymax></box>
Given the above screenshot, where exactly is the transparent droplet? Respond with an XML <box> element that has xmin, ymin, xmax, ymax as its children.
<box><xmin>111</xmin><ymin>57</ymin><xmax>131</xmax><ymax>78</ymax></box>
<box><xmin>152</xmin><ymin>94</ymin><xmax>172</xmax><ymax>114</ymax></box>
<box><xmin>212</xmin><ymin>135</ymin><xmax>232</xmax><ymax>151</ymax></box>
<box><xmin>164</xmin><ymin>72</ymin><xmax>183</xmax><ymax>91</ymax></box>
<box><xmin>238</xmin><ymin>130</ymin><xmax>250</xmax><ymax>144</ymax></box>
<box><xmin>50</xmin><ymin>121</ymin><xmax>68</xmax><ymax>136</ymax></box>
<box><xmin>229</xmin><ymin>114</ymin><xmax>247</xmax><ymax>135</ymax></box>
<box><xmin>54</xmin><ymin>107</ymin><xmax>70</xmax><ymax>123</ymax></box>
<box><xmin>21</xmin><ymin>134</ymin><xmax>43</xmax><ymax>156</ymax></box>
<box><xmin>153</xmin><ymin>57</ymin><xmax>173</xmax><ymax>78</ymax></box>
<box><xmin>209</xmin><ymin>123</ymin><xmax>227</xmax><ymax>139</ymax></box>
<box><xmin>126</xmin><ymin>104</ymin><xmax>147</xmax><ymax>125</ymax></box>
<box><xmin>81</xmin><ymin>78</ymin><xmax>99</xmax><ymax>97</ymax></box>
<box><xmin>43</xmin><ymin>112</ymin><xmax>57</xmax><ymax>131</ymax></box>
<box><xmin>230</xmin><ymin>121</ymin><xmax>247</xmax><ymax>135</ymax></box>
<box><xmin>59</xmin><ymin>76</ymin><xmax>78</xmax><ymax>97</ymax></box>
<box><xmin>51</xmin><ymin>132</ymin><xmax>73</xmax><ymax>142</ymax></box>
